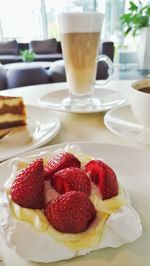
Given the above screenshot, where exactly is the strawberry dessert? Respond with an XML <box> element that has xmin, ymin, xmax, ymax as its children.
<box><xmin>0</xmin><ymin>147</ymin><xmax>142</xmax><ymax>264</ymax></box>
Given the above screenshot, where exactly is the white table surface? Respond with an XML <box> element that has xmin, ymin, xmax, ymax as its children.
<box><xmin>0</xmin><ymin>80</ymin><xmax>149</xmax><ymax>152</ymax></box>
<box><xmin>0</xmin><ymin>80</ymin><xmax>149</xmax><ymax>265</ymax></box>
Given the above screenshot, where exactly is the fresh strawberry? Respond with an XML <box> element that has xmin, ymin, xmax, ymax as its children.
<box><xmin>10</xmin><ymin>158</ymin><xmax>44</xmax><ymax>209</ymax></box>
<box><xmin>44</xmin><ymin>152</ymin><xmax>81</xmax><ymax>180</ymax></box>
<box><xmin>45</xmin><ymin>191</ymin><xmax>96</xmax><ymax>233</ymax></box>
<box><xmin>84</xmin><ymin>160</ymin><xmax>118</xmax><ymax>200</ymax></box>
<box><xmin>51</xmin><ymin>167</ymin><xmax>91</xmax><ymax>196</ymax></box>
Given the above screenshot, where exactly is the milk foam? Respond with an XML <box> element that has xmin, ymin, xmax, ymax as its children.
<box><xmin>58</xmin><ymin>12</ymin><xmax>104</xmax><ymax>33</ymax></box>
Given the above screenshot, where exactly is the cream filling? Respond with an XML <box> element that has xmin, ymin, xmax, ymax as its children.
<box><xmin>0</xmin><ymin>114</ymin><xmax>26</xmax><ymax>123</ymax></box>
<box><xmin>0</xmin><ymin>98</ymin><xmax>22</xmax><ymax>108</ymax></box>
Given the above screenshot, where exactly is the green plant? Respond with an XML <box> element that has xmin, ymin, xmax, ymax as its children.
<box><xmin>120</xmin><ymin>0</ymin><xmax>150</xmax><ymax>36</ymax></box>
<box><xmin>20</xmin><ymin>49</ymin><xmax>35</xmax><ymax>62</ymax></box>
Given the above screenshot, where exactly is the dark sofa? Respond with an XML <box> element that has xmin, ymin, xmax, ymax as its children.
<box><xmin>0</xmin><ymin>39</ymin><xmax>63</xmax><ymax>65</ymax></box>
<box><xmin>0</xmin><ymin>41</ymin><xmax>115</xmax><ymax>90</ymax></box>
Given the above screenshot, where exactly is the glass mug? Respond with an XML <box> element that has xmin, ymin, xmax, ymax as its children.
<box><xmin>58</xmin><ymin>12</ymin><xmax>113</xmax><ymax>108</ymax></box>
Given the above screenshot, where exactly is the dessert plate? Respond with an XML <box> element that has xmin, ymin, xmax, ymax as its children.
<box><xmin>104</xmin><ymin>104</ymin><xmax>150</xmax><ymax>145</ymax></box>
<box><xmin>39</xmin><ymin>87</ymin><xmax>125</xmax><ymax>113</ymax></box>
<box><xmin>0</xmin><ymin>142</ymin><xmax>149</xmax><ymax>266</ymax></box>
<box><xmin>0</xmin><ymin>105</ymin><xmax>61</xmax><ymax>162</ymax></box>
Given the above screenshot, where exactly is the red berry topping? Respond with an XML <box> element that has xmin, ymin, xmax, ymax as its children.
<box><xmin>10</xmin><ymin>158</ymin><xmax>44</xmax><ymax>209</ymax></box>
<box><xmin>44</xmin><ymin>152</ymin><xmax>81</xmax><ymax>180</ymax></box>
<box><xmin>45</xmin><ymin>191</ymin><xmax>96</xmax><ymax>233</ymax></box>
<box><xmin>51</xmin><ymin>167</ymin><xmax>91</xmax><ymax>196</ymax></box>
<box><xmin>84</xmin><ymin>160</ymin><xmax>118</xmax><ymax>200</ymax></box>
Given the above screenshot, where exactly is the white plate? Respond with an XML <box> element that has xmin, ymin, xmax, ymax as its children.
<box><xmin>0</xmin><ymin>142</ymin><xmax>149</xmax><ymax>266</ymax></box>
<box><xmin>104</xmin><ymin>104</ymin><xmax>150</xmax><ymax>145</ymax></box>
<box><xmin>39</xmin><ymin>87</ymin><xmax>125</xmax><ymax>113</ymax></box>
<box><xmin>0</xmin><ymin>105</ymin><xmax>61</xmax><ymax>162</ymax></box>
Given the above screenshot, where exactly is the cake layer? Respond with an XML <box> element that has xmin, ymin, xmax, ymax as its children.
<box><xmin>0</xmin><ymin>120</ymin><xmax>26</xmax><ymax>129</ymax></box>
<box><xmin>0</xmin><ymin>103</ymin><xmax>26</xmax><ymax>115</ymax></box>
<box><xmin>0</xmin><ymin>96</ymin><xmax>24</xmax><ymax>109</ymax></box>
<box><xmin>0</xmin><ymin>113</ymin><xmax>26</xmax><ymax>123</ymax></box>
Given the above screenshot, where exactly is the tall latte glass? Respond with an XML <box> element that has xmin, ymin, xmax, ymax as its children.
<box><xmin>58</xmin><ymin>12</ymin><xmax>109</xmax><ymax>108</ymax></box>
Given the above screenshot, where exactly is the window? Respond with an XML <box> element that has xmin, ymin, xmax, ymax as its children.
<box><xmin>0</xmin><ymin>0</ymin><xmax>43</xmax><ymax>42</ymax></box>
<box><xmin>0</xmin><ymin>0</ymin><xmax>149</xmax><ymax>49</ymax></box>
<box><xmin>0</xmin><ymin>0</ymin><xmax>106</xmax><ymax>42</ymax></box>
<box><xmin>44</xmin><ymin>0</ymin><xmax>105</xmax><ymax>40</ymax></box>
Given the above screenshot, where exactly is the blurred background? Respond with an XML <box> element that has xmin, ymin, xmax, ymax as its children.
<box><xmin>0</xmin><ymin>0</ymin><xmax>150</xmax><ymax>71</ymax></box>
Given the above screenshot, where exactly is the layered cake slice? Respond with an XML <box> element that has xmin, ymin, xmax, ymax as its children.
<box><xmin>0</xmin><ymin>95</ymin><xmax>27</xmax><ymax>130</ymax></box>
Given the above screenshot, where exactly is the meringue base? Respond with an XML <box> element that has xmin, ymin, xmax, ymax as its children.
<box><xmin>0</xmin><ymin>201</ymin><xmax>142</xmax><ymax>266</ymax></box>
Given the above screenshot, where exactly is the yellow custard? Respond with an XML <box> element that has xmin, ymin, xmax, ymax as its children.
<box><xmin>9</xmin><ymin>188</ymin><xmax>126</xmax><ymax>251</ymax></box>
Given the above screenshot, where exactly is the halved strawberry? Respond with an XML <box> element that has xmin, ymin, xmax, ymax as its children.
<box><xmin>51</xmin><ymin>167</ymin><xmax>91</xmax><ymax>196</ymax></box>
<box><xmin>44</xmin><ymin>152</ymin><xmax>81</xmax><ymax>180</ymax></box>
<box><xmin>45</xmin><ymin>191</ymin><xmax>96</xmax><ymax>233</ymax></box>
<box><xmin>84</xmin><ymin>160</ymin><xmax>118</xmax><ymax>200</ymax></box>
<box><xmin>10</xmin><ymin>158</ymin><xmax>44</xmax><ymax>209</ymax></box>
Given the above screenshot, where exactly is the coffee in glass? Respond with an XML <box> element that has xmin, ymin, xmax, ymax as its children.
<box><xmin>58</xmin><ymin>12</ymin><xmax>113</xmax><ymax>109</ymax></box>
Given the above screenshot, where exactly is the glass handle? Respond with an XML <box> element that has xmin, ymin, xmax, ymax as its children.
<box><xmin>95</xmin><ymin>55</ymin><xmax>114</xmax><ymax>87</ymax></box>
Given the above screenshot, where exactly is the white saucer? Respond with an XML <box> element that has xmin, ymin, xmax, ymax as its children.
<box><xmin>39</xmin><ymin>87</ymin><xmax>125</xmax><ymax>113</ymax></box>
<box><xmin>104</xmin><ymin>104</ymin><xmax>150</xmax><ymax>145</ymax></box>
<box><xmin>0</xmin><ymin>105</ymin><xmax>61</xmax><ymax>162</ymax></box>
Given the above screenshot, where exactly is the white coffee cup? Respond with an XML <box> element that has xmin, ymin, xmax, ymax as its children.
<box><xmin>130</xmin><ymin>79</ymin><xmax>150</xmax><ymax>128</ymax></box>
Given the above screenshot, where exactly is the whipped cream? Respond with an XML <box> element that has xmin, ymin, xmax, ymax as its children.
<box><xmin>0</xmin><ymin>146</ymin><xmax>142</xmax><ymax>263</ymax></box>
